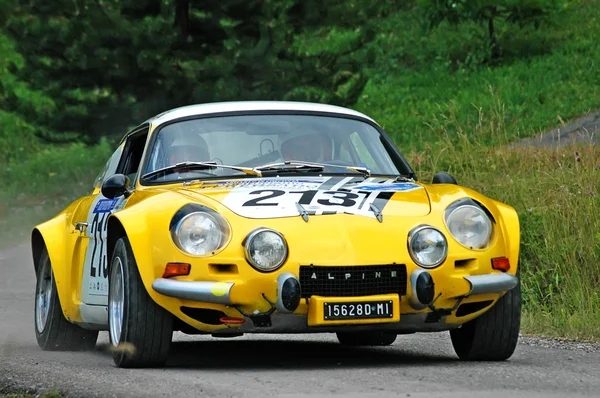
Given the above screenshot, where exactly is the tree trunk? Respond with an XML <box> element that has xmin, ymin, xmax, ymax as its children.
<box><xmin>174</xmin><ymin>0</ymin><xmax>190</xmax><ymax>39</ymax></box>
<box><xmin>488</xmin><ymin>8</ymin><xmax>501</xmax><ymax>60</ymax></box>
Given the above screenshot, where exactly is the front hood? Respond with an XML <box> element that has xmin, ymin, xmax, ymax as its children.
<box><xmin>180</xmin><ymin>176</ymin><xmax>431</xmax><ymax>219</ymax></box>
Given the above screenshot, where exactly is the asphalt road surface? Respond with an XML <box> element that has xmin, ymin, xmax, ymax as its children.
<box><xmin>1</xmin><ymin>243</ymin><xmax>599</xmax><ymax>398</ymax></box>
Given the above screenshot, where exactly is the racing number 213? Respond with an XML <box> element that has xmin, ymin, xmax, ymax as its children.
<box><xmin>242</xmin><ymin>189</ymin><xmax>363</xmax><ymax>207</ymax></box>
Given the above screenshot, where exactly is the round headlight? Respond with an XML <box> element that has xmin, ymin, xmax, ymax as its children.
<box><xmin>172</xmin><ymin>212</ymin><xmax>230</xmax><ymax>256</ymax></box>
<box><xmin>408</xmin><ymin>226</ymin><xmax>448</xmax><ymax>268</ymax></box>
<box><xmin>245</xmin><ymin>228</ymin><xmax>288</xmax><ymax>272</ymax></box>
<box><xmin>445</xmin><ymin>204</ymin><xmax>492</xmax><ymax>249</ymax></box>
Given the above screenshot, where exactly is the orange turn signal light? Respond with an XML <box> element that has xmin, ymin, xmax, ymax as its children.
<box><xmin>491</xmin><ymin>257</ymin><xmax>510</xmax><ymax>272</ymax></box>
<box><xmin>220</xmin><ymin>317</ymin><xmax>245</xmax><ymax>325</ymax></box>
<box><xmin>163</xmin><ymin>262</ymin><xmax>191</xmax><ymax>278</ymax></box>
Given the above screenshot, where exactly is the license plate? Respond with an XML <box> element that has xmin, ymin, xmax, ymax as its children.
<box><xmin>323</xmin><ymin>300</ymin><xmax>394</xmax><ymax>320</ymax></box>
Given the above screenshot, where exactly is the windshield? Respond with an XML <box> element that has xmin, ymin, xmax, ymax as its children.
<box><xmin>142</xmin><ymin>114</ymin><xmax>407</xmax><ymax>183</ymax></box>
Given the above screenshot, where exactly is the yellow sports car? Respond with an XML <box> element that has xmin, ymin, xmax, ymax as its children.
<box><xmin>32</xmin><ymin>101</ymin><xmax>521</xmax><ymax>368</ymax></box>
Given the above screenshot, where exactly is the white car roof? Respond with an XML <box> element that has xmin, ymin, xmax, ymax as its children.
<box><xmin>147</xmin><ymin>101</ymin><xmax>377</xmax><ymax>126</ymax></box>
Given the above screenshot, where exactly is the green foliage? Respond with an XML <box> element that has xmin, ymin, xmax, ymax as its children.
<box><xmin>3</xmin><ymin>0</ymin><xmax>386</xmax><ymax>144</ymax></box>
<box><xmin>356</xmin><ymin>0</ymin><xmax>600</xmax><ymax>150</ymax></box>
<box><xmin>0</xmin><ymin>29</ymin><xmax>52</xmax><ymax>164</ymax></box>
<box><xmin>418</xmin><ymin>0</ymin><xmax>571</xmax><ymax>60</ymax></box>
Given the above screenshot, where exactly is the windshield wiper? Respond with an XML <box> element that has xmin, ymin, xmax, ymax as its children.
<box><xmin>254</xmin><ymin>160</ymin><xmax>371</xmax><ymax>177</ymax></box>
<box><xmin>142</xmin><ymin>161</ymin><xmax>261</xmax><ymax>181</ymax></box>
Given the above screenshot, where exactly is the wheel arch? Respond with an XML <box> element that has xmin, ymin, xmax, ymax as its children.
<box><xmin>30</xmin><ymin>214</ymin><xmax>73</xmax><ymax>320</ymax></box>
<box><xmin>107</xmin><ymin>215</ymin><xmax>127</xmax><ymax>266</ymax></box>
<box><xmin>31</xmin><ymin>228</ymin><xmax>46</xmax><ymax>273</ymax></box>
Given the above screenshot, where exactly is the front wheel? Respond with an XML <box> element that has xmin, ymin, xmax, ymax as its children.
<box><xmin>336</xmin><ymin>331</ymin><xmax>397</xmax><ymax>346</ymax></box>
<box><xmin>34</xmin><ymin>248</ymin><xmax>98</xmax><ymax>351</ymax></box>
<box><xmin>450</xmin><ymin>272</ymin><xmax>521</xmax><ymax>361</ymax></box>
<box><xmin>108</xmin><ymin>236</ymin><xmax>173</xmax><ymax>368</ymax></box>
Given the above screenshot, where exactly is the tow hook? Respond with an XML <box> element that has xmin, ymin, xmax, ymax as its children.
<box><xmin>234</xmin><ymin>293</ymin><xmax>276</xmax><ymax>327</ymax></box>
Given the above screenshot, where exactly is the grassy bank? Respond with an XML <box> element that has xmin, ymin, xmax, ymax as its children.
<box><xmin>406</xmin><ymin>103</ymin><xmax>600</xmax><ymax>341</ymax></box>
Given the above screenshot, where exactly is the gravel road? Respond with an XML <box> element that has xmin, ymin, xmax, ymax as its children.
<box><xmin>1</xmin><ymin>243</ymin><xmax>599</xmax><ymax>398</ymax></box>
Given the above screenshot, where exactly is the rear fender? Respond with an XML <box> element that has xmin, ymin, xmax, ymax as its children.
<box><xmin>31</xmin><ymin>213</ymin><xmax>81</xmax><ymax>322</ymax></box>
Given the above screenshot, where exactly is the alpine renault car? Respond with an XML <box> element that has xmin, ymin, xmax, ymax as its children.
<box><xmin>31</xmin><ymin>101</ymin><xmax>521</xmax><ymax>368</ymax></box>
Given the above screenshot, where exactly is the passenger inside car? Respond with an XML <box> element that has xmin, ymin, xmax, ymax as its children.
<box><xmin>280</xmin><ymin>132</ymin><xmax>332</xmax><ymax>163</ymax></box>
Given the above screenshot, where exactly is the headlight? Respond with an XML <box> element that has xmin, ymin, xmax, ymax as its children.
<box><xmin>171</xmin><ymin>210</ymin><xmax>230</xmax><ymax>256</ymax></box>
<box><xmin>244</xmin><ymin>228</ymin><xmax>288</xmax><ymax>272</ymax></box>
<box><xmin>407</xmin><ymin>225</ymin><xmax>448</xmax><ymax>268</ymax></box>
<box><xmin>445</xmin><ymin>203</ymin><xmax>492</xmax><ymax>249</ymax></box>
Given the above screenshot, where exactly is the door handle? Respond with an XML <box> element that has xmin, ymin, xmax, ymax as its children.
<box><xmin>75</xmin><ymin>222</ymin><xmax>88</xmax><ymax>233</ymax></box>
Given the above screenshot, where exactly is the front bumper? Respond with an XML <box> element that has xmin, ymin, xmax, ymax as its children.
<box><xmin>152</xmin><ymin>269</ymin><xmax>518</xmax><ymax>331</ymax></box>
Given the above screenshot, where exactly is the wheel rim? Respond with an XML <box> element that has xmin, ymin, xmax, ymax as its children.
<box><xmin>109</xmin><ymin>256</ymin><xmax>125</xmax><ymax>347</ymax></box>
<box><xmin>35</xmin><ymin>259</ymin><xmax>53</xmax><ymax>333</ymax></box>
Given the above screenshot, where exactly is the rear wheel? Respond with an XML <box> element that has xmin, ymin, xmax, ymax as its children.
<box><xmin>450</xmin><ymin>272</ymin><xmax>521</xmax><ymax>361</ymax></box>
<box><xmin>336</xmin><ymin>331</ymin><xmax>397</xmax><ymax>346</ymax></box>
<box><xmin>108</xmin><ymin>236</ymin><xmax>173</xmax><ymax>368</ymax></box>
<box><xmin>34</xmin><ymin>248</ymin><xmax>98</xmax><ymax>351</ymax></box>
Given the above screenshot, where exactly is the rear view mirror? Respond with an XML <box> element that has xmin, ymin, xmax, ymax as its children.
<box><xmin>101</xmin><ymin>174</ymin><xmax>132</xmax><ymax>199</ymax></box>
<box><xmin>432</xmin><ymin>172</ymin><xmax>457</xmax><ymax>185</ymax></box>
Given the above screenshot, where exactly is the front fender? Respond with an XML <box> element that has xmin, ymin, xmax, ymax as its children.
<box><xmin>108</xmin><ymin>192</ymin><xmax>193</xmax><ymax>306</ymax></box>
<box><xmin>493</xmin><ymin>201</ymin><xmax>520</xmax><ymax>275</ymax></box>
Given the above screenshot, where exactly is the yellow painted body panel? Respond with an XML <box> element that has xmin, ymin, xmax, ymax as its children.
<box><xmin>33</xmin><ymin>195</ymin><xmax>96</xmax><ymax>322</ymax></box>
<box><xmin>34</xmin><ymin>173</ymin><xmax>520</xmax><ymax>333</ymax></box>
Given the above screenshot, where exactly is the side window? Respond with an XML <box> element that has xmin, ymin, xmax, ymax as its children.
<box><xmin>93</xmin><ymin>143</ymin><xmax>125</xmax><ymax>189</ymax></box>
<box><xmin>117</xmin><ymin>126</ymin><xmax>149</xmax><ymax>183</ymax></box>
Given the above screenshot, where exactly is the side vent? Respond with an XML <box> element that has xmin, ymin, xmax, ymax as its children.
<box><xmin>208</xmin><ymin>263</ymin><xmax>239</xmax><ymax>275</ymax></box>
<box><xmin>455</xmin><ymin>259</ymin><xmax>477</xmax><ymax>270</ymax></box>
<box><xmin>456</xmin><ymin>300</ymin><xmax>493</xmax><ymax>317</ymax></box>
<box><xmin>181</xmin><ymin>307</ymin><xmax>226</xmax><ymax>325</ymax></box>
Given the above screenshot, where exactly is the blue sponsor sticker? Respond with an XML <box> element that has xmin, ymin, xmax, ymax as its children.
<box><xmin>93</xmin><ymin>198</ymin><xmax>119</xmax><ymax>213</ymax></box>
<box><xmin>352</xmin><ymin>182</ymin><xmax>421</xmax><ymax>192</ymax></box>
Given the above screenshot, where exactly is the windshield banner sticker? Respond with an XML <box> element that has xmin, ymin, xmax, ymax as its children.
<box><xmin>218</xmin><ymin>177</ymin><xmax>423</xmax><ymax>219</ymax></box>
<box><xmin>196</xmin><ymin>177</ymin><xmax>327</xmax><ymax>191</ymax></box>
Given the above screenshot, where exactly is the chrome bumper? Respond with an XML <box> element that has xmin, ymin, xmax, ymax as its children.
<box><xmin>152</xmin><ymin>279</ymin><xmax>234</xmax><ymax>305</ymax></box>
<box><xmin>152</xmin><ymin>271</ymin><xmax>518</xmax><ymax>311</ymax></box>
<box><xmin>408</xmin><ymin>270</ymin><xmax>519</xmax><ymax>310</ymax></box>
<box><xmin>464</xmin><ymin>273</ymin><xmax>519</xmax><ymax>296</ymax></box>
<box><xmin>152</xmin><ymin>273</ymin><xmax>301</xmax><ymax>312</ymax></box>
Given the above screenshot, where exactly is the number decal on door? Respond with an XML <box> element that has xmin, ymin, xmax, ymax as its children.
<box><xmin>81</xmin><ymin>196</ymin><xmax>125</xmax><ymax>305</ymax></box>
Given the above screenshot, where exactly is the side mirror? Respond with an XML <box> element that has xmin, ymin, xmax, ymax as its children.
<box><xmin>432</xmin><ymin>172</ymin><xmax>457</xmax><ymax>185</ymax></box>
<box><xmin>101</xmin><ymin>174</ymin><xmax>132</xmax><ymax>199</ymax></box>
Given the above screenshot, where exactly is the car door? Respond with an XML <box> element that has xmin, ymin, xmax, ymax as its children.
<box><xmin>79</xmin><ymin>126</ymin><xmax>149</xmax><ymax>306</ymax></box>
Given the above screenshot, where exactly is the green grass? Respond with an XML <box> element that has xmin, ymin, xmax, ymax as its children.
<box><xmin>356</xmin><ymin>0</ymin><xmax>600</xmax><ymax>150</ymax></box>
<box><xmin>0</xmin><ymin>388</ymin><xmax>62</xmax><ymax>398</ymax></box>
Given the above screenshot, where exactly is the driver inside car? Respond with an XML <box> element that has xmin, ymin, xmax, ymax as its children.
<box><xmin>164</xmin><ymin>135</ymin><xmax>211</xmax><ymax>166</ymax></box>
<box><xmin>280</xmin><ymin>132</ymin><xmax>332</xmax><ymax>163</ymax></box>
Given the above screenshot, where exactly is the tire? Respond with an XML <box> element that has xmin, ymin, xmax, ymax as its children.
<box><xmin>34</xmin><ymin>248</ymin><xmax>98</xmax><ymax>351</ymax></box>
<box><xmin>336</xmin><ymin>331</ymin><xmax>397</xmax><ymax>346</ymax></box>
<box><xmin>108</xmin><ymin>236</ymin><xmax>173</xmax><ymax>368</ymax></box>
<box><xmin>450</xmin><ymin>271</ymin><xmax>521</xmax><ymax>361</ymax></box>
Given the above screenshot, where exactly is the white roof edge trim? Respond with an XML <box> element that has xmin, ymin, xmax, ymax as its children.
<box><xmin>146</xmin><ymin>101</ymin><xmax>378</xmax><ymax>127</ymax></box>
